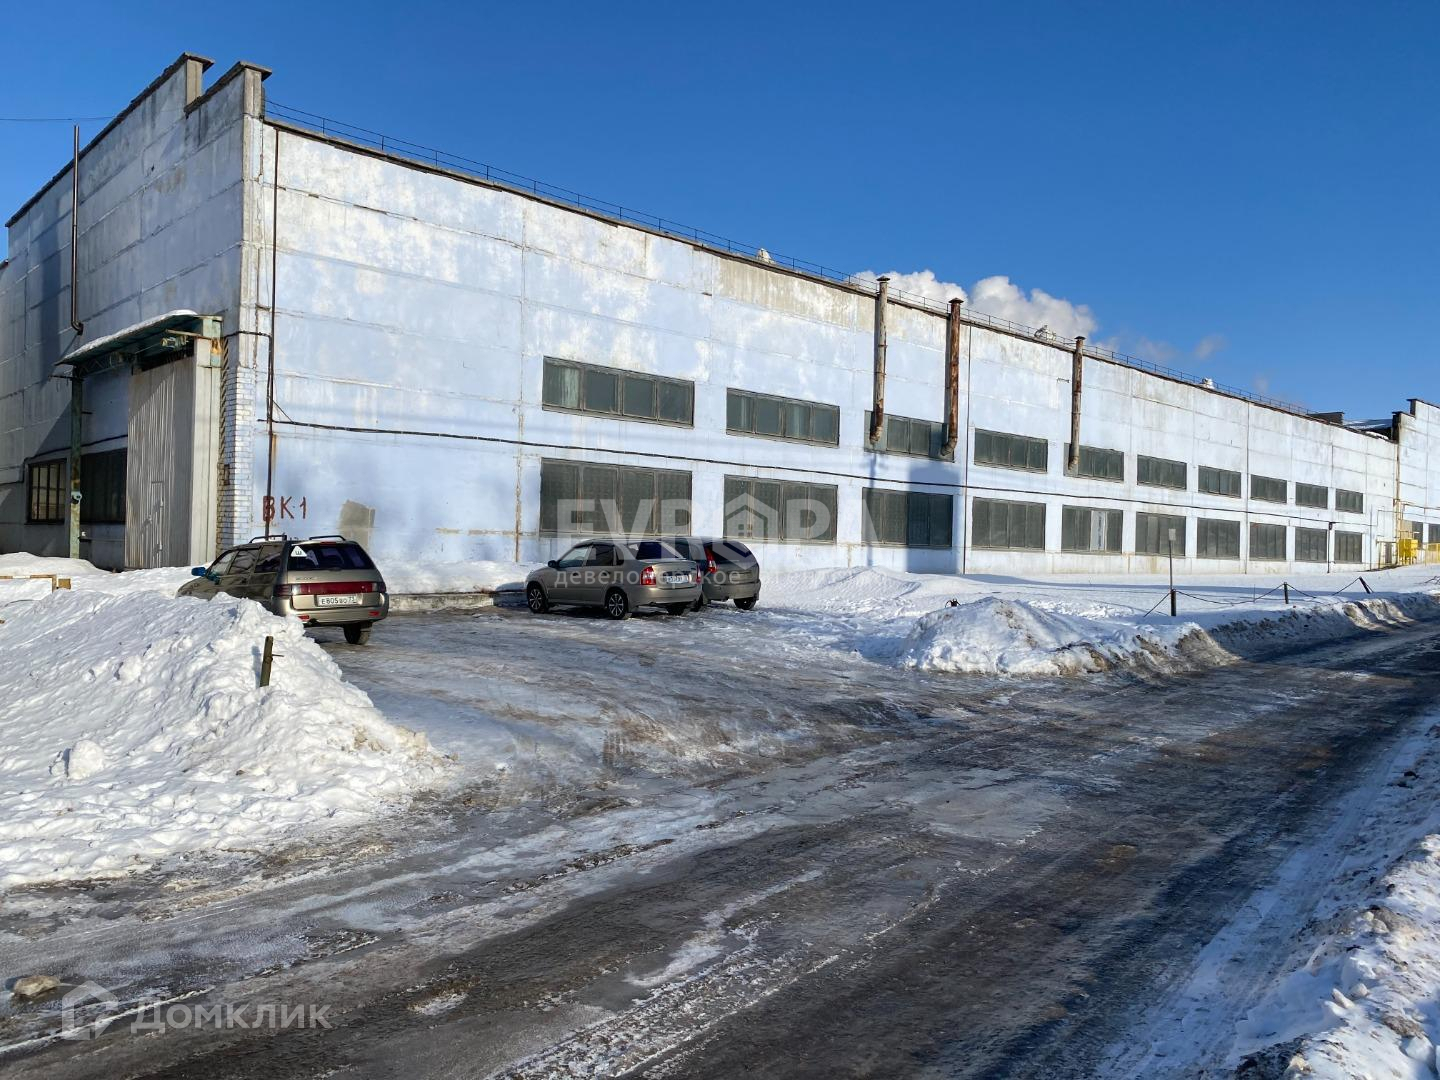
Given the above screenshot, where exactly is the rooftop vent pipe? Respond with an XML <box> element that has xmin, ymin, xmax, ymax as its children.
<box><xmin>869</xmin><ymin>276</ymin><xmax>889</xmax><ymax>444</ymax></box>
<box><xmin>942</xmin><ymin>297</ymin><xmax>963</xmax><ymax>457</ymax></box>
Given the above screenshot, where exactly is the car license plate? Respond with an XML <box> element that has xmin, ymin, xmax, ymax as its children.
<box><xmin>663</xmin><ymin>572</ymin><xmax>689</xmax><ymax>585</ymax></box>
<box><xmin>316</xmin><ymin>594</ymin><xmax>360</xmax><ymax>607</ymax></box>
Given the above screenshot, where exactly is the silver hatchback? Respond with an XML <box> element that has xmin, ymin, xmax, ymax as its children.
<box><xmin>525</xmin><ymin>538</ymin><xmax>701</xmax><ymax>619</ymax></box>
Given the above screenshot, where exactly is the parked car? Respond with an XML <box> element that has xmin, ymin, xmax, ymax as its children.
<box><xmin>660</xmin><ymin>536</ymin><xmax>762</xmax><ymax>610</ymax></box>
<box><xmin>178</xmin><ymin>534</ymin><xmax>388</xmax><ymax>644</ymax></box>
<box><xmin>525</xmin><ymin>538</ymin><xmax>701</xmax><ymax>619</ymax></box>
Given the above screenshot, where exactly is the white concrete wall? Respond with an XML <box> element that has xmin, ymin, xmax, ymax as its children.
<box><xmin>1398</xmin><ymin>399</ymin><xmax>1440</xmax><ymax>546</ymax></box>
<box><xmin>245</xmin><ymin>122</ymin><xmax>1416</xmax><ymax>578</ymax></box>
<box><xmin>0</xmin><ymin>55</ymin><xmax>250</xmax><ymax>568</ymax></box>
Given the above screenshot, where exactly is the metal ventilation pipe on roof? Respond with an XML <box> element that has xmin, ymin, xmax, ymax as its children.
<box><xmin>70</xmin><ymin>125</ymin><xmax>83</xmax><ymax>336</ymax></box>
<box><xmin>869</xmin><ymin>276</ymin><xmax>889</xmax><ymax>445</ymax></box>
<box><xmin>1067</xmin><ymin>335</ymin><xmax>1086</xmax><ymax>471</ymax></box>
<box><xmin>942</xmin><ymin>297</ymin><xmax>963</xmax><ymax>457</ymax></box>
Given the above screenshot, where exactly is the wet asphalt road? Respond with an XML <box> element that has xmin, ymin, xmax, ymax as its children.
<box><xmin>3</xmin><ymin>605</ymin><xmax>1440</xmax><ymax>1079</ymax></box>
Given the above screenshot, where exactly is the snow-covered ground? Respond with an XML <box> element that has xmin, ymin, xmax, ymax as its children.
<box><xmin>0</xmin><ymin>556</ymin><xmax>445</xmax><ymax>888</ymax></box>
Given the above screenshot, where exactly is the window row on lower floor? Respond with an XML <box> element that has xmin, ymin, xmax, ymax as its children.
<box><xmin>535</xmin><ymin>462</ymin><xmax>1366</xmax><ymax>560</ymax></box>
<box><xmin>975</xmin><ymin>499</ymin><xmax>1364</xmax><ymax>562</ymax></box>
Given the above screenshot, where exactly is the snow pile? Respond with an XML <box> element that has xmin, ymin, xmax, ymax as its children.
<box><xmin>1232</xmin><ymin>713</ymin><xmax>1440</xmax><ymax>1077</ymax></box>
<box><xmin>380</xmin><ymin>559</ymin><xmax>528</xmax><ymax>595</ymax></box>
<box><xmin>0</xmin><ymin>585</ymin><xmax>444</xmax><ymax>888</ymax></box>
<box><xmin>0</xmin><ymin>552</ymin><xmax>193</xmax><ymax>599</ymax></box>
<box><xmin>898</xmin><ymin>597</ymin><xmax>1198</xmax><ymax>676</ymax></box>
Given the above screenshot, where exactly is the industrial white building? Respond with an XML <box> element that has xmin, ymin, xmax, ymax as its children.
<box><xmin>3</xmin><ymin>53</ymin><xmax>1439</xmax><ymax>577</ymax></box>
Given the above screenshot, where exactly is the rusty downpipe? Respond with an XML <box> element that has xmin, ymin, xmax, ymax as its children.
<box><xmin>69</xmin><ymin>125</ymin><xmax>83</xmax><ymax>336</ymax></box>
<box><xmin>1067</xmin><ymin>334</ymin><xmax>1087</xmax><ymax>472</ymax></box>
<box><xmin>942</xmin><ymin>297</ymin><xmax>963</xmax><ymax>457</ymax></box>
<box><xmin>868</xmin><ymin>276</ymin><xmax>889</xmax><ymax>444</ymax></box>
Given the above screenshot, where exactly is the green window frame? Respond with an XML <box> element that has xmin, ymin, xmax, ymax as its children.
<box><xmin>1197</xmin><ymin>518</ymin><xmax>1241</xmax><ymax>559</ymax></box>
<box><xmin>970</xmin><ymin>497</ymin><xmax>1045</xmax><ymax>551</ymax></box>
<box><xmin>1251</xmin><ymin>475</ymin><xmax>1288</xmax><ymax>504</ymax></box>
<box><xmin>723</xmin><ymin>475</ymin><xmax>839</xmax><ymax>543</ymax></box>
<box><xmin>539</xmin><ymin>458</ymin><xmax>692</xmax><ymax>536</ymax></box>
<box><xmin>726</xmin><ymin>389</ymin><xmax>840</xmax><ymax>446</ymax></box>
<box><xmin>1295</xmin><ymin>527</ymin><xmax>1328</xmax><ymax>563</ymax></box>
<box><xmin>863</xmin><ymin>488</ymin><xmax>955</xmax><ymax>548</ymax></box>
<box><xmin>864</xmin><ymin>411</ymin><xmax>949</xmax><ymax>460</ymax></box>
<box><xmin>974</xmin><ymin>430</ymin><xmax>1048</xmax><ymax>472</ymax></box>
<box><xmin>1136</xmin><ymin>512</ymin><xmax>1186</xmax><ymax>555</ymax></box>
<box><xmin>1137</xmin><ymin>455</ymin><xmax>1187</xmax><ymax>490</ymax></box>
<box><xmin>542</xmin><ymin>357</ymin><xmax>694</xmax><ymax>426</ymax></box>
<box><xmin>1064</xmin><ymin>444</ymin><xmax>1125</xmax><ymax>482</ymax></box>
<box><xmin>1198</xmin><ymin>466</ymin><xmax>1242</xmax><ymax>498</ymax></box>
<box><xmin>1335</xmin><ymin>488</ymin><xmax>1364</xmax><ymax>514</ymax></box>
<box><xmin>1249</xmin><ymin>523</ymin><xmax>1286</xmax><ymax>561</ymax></box>
<box><xmin>1060</xmin><ymin>505</ymin><xmax>1122</xmax><ymax>553</ymax></box>
<box><xmin>1334</xmin><ymin>531</ymin><xmax>1363</xmax><ymax>564</ymax></box>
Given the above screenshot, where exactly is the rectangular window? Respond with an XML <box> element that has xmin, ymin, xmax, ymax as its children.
<box><xmin>1060</xmin><ymin>505</ymin><xmax>1122</xmax><ymax>553</ymax></box>
<box><xmin>1064</xmin><ymin>444</ymin><xmax>1125</xmax><ymax>482</ymax></box>
<box><xmin>1198</xmin><ymin>466</ymin><xmax>1242</xmax><ymax>498</ymax></box>
<box><xmin>80</xmin><ymin>448</ymin><xmax>127</xmax><ymax>525</ymax></box>
<box><xmin>1197</xmin><ymin>518</ymin><xmax>1241</xmax><ymax>559</ymax></box>
<box><xmin>723</xmin><ymin>475</ymin><xmax>839</xmax><ymax>543</ymax></box>
<box><xmin>863</xmin><ymin>489</ymin><xmax>954</xmax><ymax>548</ymax></box>
<box><xmin>726</xmin><ymin>389</ymin><xmax>840</xmax><ymax>446</ymax></box>
<box><xmin>1137</xmin><ymin>455</ymin><xmax>1187</xmax><ymax>490</ymax></box>
<box><xmin>539</xmin><ymin>458</ymin><xmax>692</xmax><ymax>536</ymax></box>
<box><xmin>1406</xmin><ymin>519</ymin><xmax>1424</xmax><ymax>541</ymax></box>
<box><xmin>542</xmin><ymin>358</ymin><xmax>694</xmax><ymax>427</ymax></box>
<box><xmin>1295</xmin><ymin>483</ymin><xmax>1328</xmax><ymax>509</ymax></box>
<box><xmin>1430</xmin><ymin>525</ymin><xmax>1440</xmax><ymax>546</ymax></box>
<box><xmin>1251</xmin><ymin>475</ymin><xmax>1287</xmax><ymax>503</ymax></box>
<box><xmin>864</xmin><ymin>412</ymin><xmax>948</xmax><ymax>460</ymax></box>
<box><xmin>970</xmin><ymin>498</ymin><xmax>1045</xmax><ymax>551</ymax></box>
<box><xmin>1136</xmin><ymin>512</ymin><xmax>1186</xmax><ymax>556</ymax></box>
<box><xmin>1336</xmin><ymin>488</ymin><xmax>1364</xmax><ymax>514</ymax></box>
<box><xmin>27</xmin><ymin>458</ymin><xmax>66</xmax><ymax>523</ymax></box>
<box><xmin>1335</xmin><ymin>531</ymin><xmax>1363</xmax><ymax>564</ymax></box>
<box><xmin>1250</xmin><ymin>523</ymin><xmax>1287</xmax><ymax>561</ymax></box>
<box><xmin>1295</xmin><ymin>527</ymin><xmax>1328</xmax><ymax>563</ymax></box>
<box><xmin>974</xmin><ymin>429</ymin><xmax>1048</xmax><ymax>472</ymax></box>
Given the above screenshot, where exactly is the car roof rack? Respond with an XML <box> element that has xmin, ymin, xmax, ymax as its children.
<box><xmin>249</xmin><ymin>532</ymin><xmax>290</xmax><ymax>542</ymax></box>
<box><xmin>305</xmin><ymin>534</ymin><xmax>349</xmax><ymax>541</ymax></box>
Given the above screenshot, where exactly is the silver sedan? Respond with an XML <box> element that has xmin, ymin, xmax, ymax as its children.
<box><xmin>525</xmin><ymin>538</ymin><xmax>702</xmax><ymax>620</ymax></box>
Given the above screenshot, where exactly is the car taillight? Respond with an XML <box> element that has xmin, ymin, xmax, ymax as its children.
<box><xmin>706</xmin><ymin>554</ymin><xmax>717</xmax><ymax>574</ymax></box>
<box><xmin>273</xmin><ymin>583</ymin><xmax>294</xmax><ymax>598</ymax></box>
<box><xmin>278</xmin><ymin>581</ymin><xmax>380</xmax><ymax>596</ymax></box>
<box><xmin>641</xmin><ymin>565</ymin><xmax>656</xmax><ymax>586</ymax></box>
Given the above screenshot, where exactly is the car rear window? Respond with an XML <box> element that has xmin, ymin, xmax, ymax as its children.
<box><xmin>662</xmin><ymin>538</ymin><xmax>706</xmax><ymax>561</ymax></box>
<box><xmin>288</xmin><ymin>542</ymin><xmax>375</xmax><ymax>571</ymax></box>
<box><xmin>708</xmin><ymin>540</ymin><xmax>757</xmax><ymax>568</ymax></box>
<box><xmin>628</xmin><ymin>540</ymin><xmax>683</xmax><ymax>561</ymax></box>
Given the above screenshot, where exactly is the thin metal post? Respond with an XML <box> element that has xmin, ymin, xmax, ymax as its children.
<box><xmin>1168</xmin><ymin>532</ymin><xmax>1177</xmax><ymax>616</ymax></box>
<box><xmin>1283</xmin><ymin>582</ymin><xmax>1290</xmax><ymax>606</ymax></box>
<box><xmin>1360</xmin><ymin>576</ymin><xmax>1372</xmax><ymax>594</ymax></box>
<box><xmin>259</xmin><ymin>636</ymin><xmax>274</xmax><ymax>687</ymax></box>
<box><xmin>68</xmin><ymin>374</ymin><xmax>83</xmax><ymax>560</ymax></box>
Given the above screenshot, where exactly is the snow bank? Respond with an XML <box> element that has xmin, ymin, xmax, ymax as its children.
<box><xmin>899</xmin><ymin>597</ymin><xmax>1197</xmax><ymax>675</ymax></box>
<box><xmin>1231</xmin><ymin>712</ymin><xmax>1440</xmax><ymax>1077</ymax></box>
<box><xmin>0</xmin><ymin>585</ymin><xmax>444</xmax><ymax>888</ymax></box>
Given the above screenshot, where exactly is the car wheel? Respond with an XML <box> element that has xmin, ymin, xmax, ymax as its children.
<box><xmin>665</xmin><ymin>603</ymin><xmax>689</xmax><ymax>616</ymax></box>
<box><xmin>734</xmin><ymin>597</ymin><xmax>758</xmax><ymax>611</ymax></box>
<box><xmin>526</xmin><ymin>583</ymin><xmax>549</xmax><ymax>614</ymax></box>
<box><xmin>344</xmin><ymin>623</ymin><xmax>372</xmax><ymax>645</ymax></box>
<box><xmin>604</xmin><ymin>588</ymin><xmax>631</xmax><ymax>621</ymax></box>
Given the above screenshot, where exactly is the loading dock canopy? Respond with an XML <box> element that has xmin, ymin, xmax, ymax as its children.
<box><xmin>57</xmin><ymin>310</ymin><xmax>221</xmax><ymax>378</ymax></box>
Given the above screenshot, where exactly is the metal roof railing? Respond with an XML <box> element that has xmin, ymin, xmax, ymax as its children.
<box><xmin>264</xmin><ymin>100</ymin><xmax>1316</xmax><ymax>421</ymax></box>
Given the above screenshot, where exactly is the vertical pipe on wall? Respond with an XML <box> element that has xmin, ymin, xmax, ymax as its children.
<box><xmin>942</xmin><ymin>297</ymin><xmax>963</xmax><ymax>457</ymax></box>
<box><xmin>70</xmin><ymin>126</ymin><xmax>83</xmax><ymax>336</ymax></box>
<box><xmin>263</xmin><ymin>132</ymin><xmax>281</xmax><ymax>534</ymax></box>
<box><xmin>1067</xmin><ymin>335</ymin><xmax>1086</xmax><ymax>471</ymax></box>
<box><xmin>868</xmin><ymin>277</ymin><xmax>889</xmax><ymax>445</ymax></box>
<box><xmin>68</xmin><ymin>374</ymin><xmax>83</xmax><ymax>560</ymax></box>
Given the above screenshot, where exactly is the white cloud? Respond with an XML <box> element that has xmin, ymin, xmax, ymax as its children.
<box><xmin>856</xmin><ymin>270</ymin><xmax>1097</xmax><ymax>341</ymax></box>
<box><xmin>1132</xmin><ymin>336</ymin><xmax>1179</xmax><ymax>364</ymax></box>
<box><xmin>1193</xmin><ymin>333</ymin><xmax>1228</xmax><ymax>361</ymax></box>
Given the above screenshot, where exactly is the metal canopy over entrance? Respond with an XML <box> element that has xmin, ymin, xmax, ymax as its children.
<box><xmin>57</xmin><ymin>310</ymin><xmax>222</xmax><ymax>379</ymax></box>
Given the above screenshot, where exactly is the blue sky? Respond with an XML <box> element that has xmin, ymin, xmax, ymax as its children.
<box><xmin>2</xmin><ymin>1</ymin><xmax>1434</xmax><ymax>418</ymax></box>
